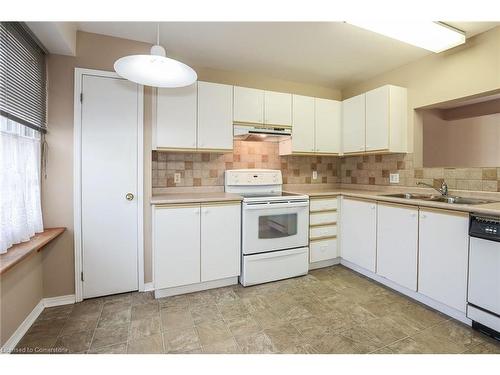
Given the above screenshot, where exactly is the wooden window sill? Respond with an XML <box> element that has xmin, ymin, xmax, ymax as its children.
<box><xmin>0</xmin><ymin>228</ymin><xmax>66</xmax><ymax>275</ymax></box>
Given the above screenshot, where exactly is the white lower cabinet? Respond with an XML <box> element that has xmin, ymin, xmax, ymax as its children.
<box><xmin>418</xmin><ymin>208</ymin><xmax>469</xmax><ymax>313</ymax></box>
<box><xmin>201</xmin><ymin>204</ymin><xmax>241</xmax><ymax>282</ymax></box>
<box><xmin>376</xmin><ymin>203</ymin><xmax>418</xmax><ymax>291</ymax></box>
<box><xmin>310</xmin><ymin>239</ymin><xmax>338</xmax><ymax>263</ymax></box>
<box><xmin>154</xmin><ymin>202</ymin><xmax>241</xmax><ymax>291</ymax></box>
<box><xmin>340</xmin><ymin>198</ymin><xmax>377</xmax><ymax>272</ymax></box>
<box><xmin>154</xmin><ymin>206</ymin><xmax>201</xmax><ymax>289</ymax></box>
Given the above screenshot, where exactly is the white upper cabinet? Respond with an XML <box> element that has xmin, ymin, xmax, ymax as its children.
<box><xmin>365</xmin><ymin>85</ymin><xmax>407</xmax><ymax>152</ymax></box>
<box><xmin>418</xmin><ymin>209</ymin><xmax>469</xmax><ymax>313</ymax></box>
<box><xmin>197</xmin><ymin>81</ymin><xmax>233</xmax><ymax>151</ymax></box>
<box><xmin>315</xmin><ymin>98</ymin><xmax>341</xmax><ymax>154</ymax></box>
<box><xmin>155</xmin><ymin>83</ymin><xmax>198</xmax><ymax>149</ymax></box>
<box><xmin>291</xmin><ymin>95</ymin><xmax>315</xmax><ymax>153</ymax></box>
<box><xmin>233</xmin><ymin>86</ymin><xmax>264</xmax><ymax>124</ymax></box>
<box><xmin>340</xmin><ymin>198</ymin><xmax>377</xmax><ymax>272</ymax></box>
<box><xmin>264</xmin><ymin>91</ymin><xmax>292</xmax><ymax>126</ymax></box>
<box><xmin>376</xmin><ymin>203</ymin><xmax>418</xmax><ymax>291</ymax></box>
<box><xmin>342</xmin><ymin>93</ymin><xmax>366</xmax><ymax>154</ymax></box>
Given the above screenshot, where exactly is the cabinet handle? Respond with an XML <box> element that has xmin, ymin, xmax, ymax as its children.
<box><xmin>421</xmin><ymin>214</ymin><xmax>426</xmax><ymax>219</ymax></box>
<box><xmin>411</xmin><ymin>213</ymin><xmax>417</xmax><ymax>218</ymax></box>
<box><xmin>371</xmin><ymin>205</ymin><xmax>376</xmax><ymax>209</ymax></box>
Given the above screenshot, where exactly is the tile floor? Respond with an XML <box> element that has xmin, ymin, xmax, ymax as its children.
<box><xmin>14</xmin><ymin>265</ymin><xmax>500</xmax><ymax>354</ymax></box>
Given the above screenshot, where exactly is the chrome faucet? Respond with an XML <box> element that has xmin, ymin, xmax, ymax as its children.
<box><xmin>417</xmin><ymin>181</ymin><xmax>449</xmax><ymax>196</ymax></box>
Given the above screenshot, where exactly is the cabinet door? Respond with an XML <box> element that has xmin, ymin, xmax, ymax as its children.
<box><xmin>197</xmin><ymin>81</ymin><xmax>233</xmax><ymax>150</ymax></box>
<box><xmin>233</xmin><ymin>86</ymin><xmax>264</xmax><ymax>124</ymax></box>
<box><xmin>315</xmin><ymin>98</ymin><xmax>341</xmax><ymax>154</ymax></box>
<box><xmin>154</xmin><ymin>206</ymin><xmax>200</xmax><ymax>289</ymax></box>
<box><xmin>156</xmin><ymin>83</ymin><xmax>197</xmax><ymax>149</ymax></box>
<box><xmin>377</xmin><ymin>203</ymin><xmax>418</xmax><ymax>290</ymax></box>
<box><xmin>264</xmin><ymin>91</ymin><xmax>292</xmax><ymax>126</ymax></box>
<box><xmin>418</xmin><ymin>209</ymin><xmax>469</xmax><ymax>312</ymax></box>
<box><xmin>340</xmin><ymin>198</ymin><xmax>376</xmax><ymax>271</ymax></box>
<box><xmin>201</xmin><ymin>204</ymin><xmax>241</xmax><ymax>282</ymax></box>
<box><xmin>291</xmin><ymin>95</ymin><xmax>315</xmax><ymax>153</ymax></box>
<box><xmin>365</xmin><ymin>86</ymin><xmax>389</xmax><ymax>151</ymax></box>
<box><xmin>342</xmin><ymin>93</ymin><xmax>365</xmax><ymax>154</ymax></box>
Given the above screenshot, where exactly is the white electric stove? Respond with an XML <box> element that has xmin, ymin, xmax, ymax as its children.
<box><xmin>225</xmin><ymin>169</ymin><xmax>309</xmax><ymax>286</ymax></box>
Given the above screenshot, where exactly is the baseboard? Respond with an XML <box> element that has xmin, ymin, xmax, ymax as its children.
<box><xmin>1</xmin><ymin>294</ymin><xmax>76</xmax><ymax>354</ymax></box>
<box><xmin>43</xmin><ymin>294</ymin><xmax>76</xmax><ymax>308</ymax></box>
<box><xmin>309</xmin><ymin>257</ymin><xmax>341</xmax><ymax>270</ymax></box>
<box><xmin>1</xmin><ymin>300</ymin><xmax>44</xmax><ymax>354</ymax></box>
<box><xmin>154</xmin><ymin>277</ymin><xmax>238</xmax><ymax>299</ymax></box>
<box><xmin>143</xmin><ymin>282</ymin><xmax>154</xmax><ymax>292</ymax></box>
<box><xmin>340</xmin><ymin>259</ymin><xmax>471</xmax><ymax>326</ymax></box>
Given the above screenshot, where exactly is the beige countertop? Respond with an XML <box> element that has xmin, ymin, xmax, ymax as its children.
<box><xmin>151</xmin><ymin>192</ymin><xmax>243</xmax><ymax>205</ymax></box>
<box><xmin>285</xmin><ymin>185</ymin><xmax>500</xmax><ymax>216</ymax></box>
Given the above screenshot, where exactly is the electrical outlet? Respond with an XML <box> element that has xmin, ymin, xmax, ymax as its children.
<box><xmin>389</xmin><ymin>173</ymin><xmax>400</xmax><ymax>184</ymax></box>
<box><xmin>174</xmin><ymin>173</ymin><xmax>181</xmax><ymax>184</ymax></box>
<box><xmin>312</xmin><ymin>171</ymin><xmax>318</xmax><ymax>180</ymax></box>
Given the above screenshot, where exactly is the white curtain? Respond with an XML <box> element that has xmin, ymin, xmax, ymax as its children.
<box><xmin>0</xmin><ymin>116</ymin><xmax>44</xmax><ymax>254</ymax></box>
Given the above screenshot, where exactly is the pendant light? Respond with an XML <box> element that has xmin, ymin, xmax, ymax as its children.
<box><xmin>114</xmin><ymin>24</ymin><xmax>197</xmax><ymax>88</ymax></box>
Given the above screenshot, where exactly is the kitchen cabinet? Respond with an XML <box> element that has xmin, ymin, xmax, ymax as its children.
<box><xmin>376</xmin><ymin>203</ymin><xmax>418</xmax><ymax>290</ymax></box>
<box><xmin>155</xmin><ymin>83</ymin><xmax>198</xmax><ymax>150</ymax></box>
<box><xmin>418</xmin><ymin>208</ymin><xmax>469</xmax><ymax>312</ymax></box>
<box><xmin>153</xmin><ymin>202</ymin><xmax>241</xmax><ymax>291</ymax></box>
<box><xmin>197</xmin><ymin>81</ymin><xmax>233</xmax><ymax>151</ymax></box>
<box><xmin>264</xmin><ymin>91</ymin><xmax>292</xmax><ymax>126</ymax></box>
<box><xmin>340</xmin><ymin>197</ymin><xmax>376</xmax><ymax>272</ymax></box>
<box><xmin>201</xmin><ymin>203</ymin><xmax>241</xmax><ymax>282</ymax></box>
<box><xmin>309</xmin><ymin>196</ymin><xmax>339</xmax><ymax>266</ymax></box>
<box><xmin>290</xmin><ymin>94</ymin><xmax>315</xmax><ymax>153</ymax></box>
<box><xmin>365</xmin><ymin>85</ymin><xmax>407</xmax><ymax>152</ymax></box>
<box><xmin>315</xmin><ymin>98</ymin><xmax>341</xmax><ymax>154</ymax></box>
<box><xmin>154</xmin><ymin>205</ymin><xmax>201</xmax><ymax>289</ymax></box>
<box><xmin>342</xmin><ymin>93</ymin><xmax>366</xmax><ymax>154</ymax></box>
<box><xmin>233</xmin><ymin>86</ymin><xmax>264</xmax><ymax>124</ymax></box>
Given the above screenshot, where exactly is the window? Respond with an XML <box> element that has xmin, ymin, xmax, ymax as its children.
<box><xmin>0</xmin><ymin>22</ymin><xmax>46</xmax><ymax>253</ymax></box>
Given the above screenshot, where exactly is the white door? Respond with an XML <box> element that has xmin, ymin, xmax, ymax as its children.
<box><xmin>418</xmin><ymin>209</ymin><xmax>469</xmax><ymax>312</ymax></box>
<box><xmin>376</xmin><ymin>203</ymin><xmax>418</xmax><ymax>290</ymax></box>
<box><xmin>154</xmin><ymin>206</ymin><xmax>201</xmax><ymax>289</ymax></box>
<box><xmin>156</xmin><ymin>83</ymin><xmax>197</xmax><ymax>149</ymax></box>
<box><xmin>291</xmin><ymin>95</ymin><xmax>315</xmax><ymax>153</ymax></box>
<box><xmin>80</xmin><ymin>74</ymin><xmax>141</xmax><ymax>298</ymax></box>
<box><xmin>342</xmin><ymin>93</ymin><xmax>366</xmax><ymax>153</ymax></box>
<box><xmin>197</xmin><ymin>81</ymin><xmax>233</xmax><ymax>150</ymax></box>
<box><xmin>365</xmin><ymin>86</ymin><xmax>389</xmax><ymax>151</ymax></box>
<box><xmin>201</xmin><ymin>204</ymin><xmax>241</xmax><ymax>282</ymax></box>
<box><xmin>264</xmin><ymin>91</ymin><xmax>292</xmax><ymax>126</ymax></box>
<box><xmin>315</xmin><ymin>98</ymin><xmax>341</xmax><ymax>154</ymax></box>
<box><xmin>340</xmin><ymin>198</ymin><xmax>376</xmax><ymax>272</ymax></box>
<box><xmin>233</xmin><ymin>86</ymin><xmax>264</xmax><ymax>124</ymax></box>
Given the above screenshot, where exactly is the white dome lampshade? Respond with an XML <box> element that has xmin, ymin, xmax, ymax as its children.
<box><xmin>114</xmin><ymin>25</ymin><xmax>197</xmax><ymax>88</ymax></box>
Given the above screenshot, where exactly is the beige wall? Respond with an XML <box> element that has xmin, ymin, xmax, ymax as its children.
<box><xmin>42</xmin><ymin>30</ymin><xmax>343</xmax><ymax>293</ymax></box>
<box><xmin>342</xmin><ymin>26</ymin><xmax>500</xmax><ymax>167</ymax></box>
<box><xmin>0</xmin><ymin>254</ymin><xmax>43</xmax><ymax>347</ymax></box>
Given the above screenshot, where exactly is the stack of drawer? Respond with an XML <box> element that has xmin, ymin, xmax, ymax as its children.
<box><xmin>309</xmin><ymin>195</ymin><xmax>339</xmax><ymax>265</ymax></box>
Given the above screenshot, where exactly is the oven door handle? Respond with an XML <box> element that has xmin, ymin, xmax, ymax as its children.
<box><xmin>243</xmin><ymin>201</ymin><xmax>309</xmax><ymax>210</ymax></box>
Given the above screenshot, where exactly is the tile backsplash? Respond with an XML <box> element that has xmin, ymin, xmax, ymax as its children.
<box><xmin>152</xmin><ymin>140</ymin><xmax>339</xmax><ymax>188</ymax></box>
<box><xmin>340</xmin><ymin>153</ymin><xmax>500</xmax><ymax>192</ymax></box>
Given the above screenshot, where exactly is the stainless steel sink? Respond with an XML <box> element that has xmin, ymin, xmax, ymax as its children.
<box><xmin>381</xmin><ymin>193</ymin><xmax>496</xmax><ymax>205</ymax></box>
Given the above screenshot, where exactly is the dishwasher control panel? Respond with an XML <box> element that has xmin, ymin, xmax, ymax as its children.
<box><xmin>470</xmin><ymin>215</ymin><xmax>500</xmax><ymax>241</ymax></box>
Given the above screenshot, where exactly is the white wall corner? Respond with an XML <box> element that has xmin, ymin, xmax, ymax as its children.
<box><xmin>26</xmin><ymin>22</ymin><xmax>77</xmax><ymax>56</ymax></box>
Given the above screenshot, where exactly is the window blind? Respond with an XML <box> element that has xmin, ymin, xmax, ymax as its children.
<box><xmin>0</xmin><ymin>22</ymin><xmax>47</xmax><ymax>133</ymax></box>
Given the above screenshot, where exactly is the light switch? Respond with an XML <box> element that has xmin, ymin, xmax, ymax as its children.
<box><xmin>312</xmin><ymin>171</ymin><xmax>318</xmax><ymax>180</ymax></box>
<box><xmin>389</xmin><ymin>173</ymin><xmax>400</xmax><ymax>184</ymax></box>
<box><xmin>174</xmin><ymin>173</ymin><xmax>181</xmax><ymax>184</ymax></box>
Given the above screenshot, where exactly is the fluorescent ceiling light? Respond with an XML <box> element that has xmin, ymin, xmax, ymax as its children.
<box><xmin>114</xmin><ymin>24</ymin><xmax>197</xmax><ymax>88</ymax></box>
<box><xmin>347</xmin><ymin>21</ymin><xmax>466</xmax><ymax>53</ymax></box>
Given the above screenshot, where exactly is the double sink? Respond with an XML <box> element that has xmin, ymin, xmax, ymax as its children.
<box><xmin>381</xmin><ymin>193</ymin><xmax>496</xmax><ymax>205</ymax></box>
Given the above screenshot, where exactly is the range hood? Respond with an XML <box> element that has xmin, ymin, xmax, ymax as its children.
<box><xmin>233</xmin><ymin>124</ymin><xmax>291</xmax><ymax>142</ymax></box>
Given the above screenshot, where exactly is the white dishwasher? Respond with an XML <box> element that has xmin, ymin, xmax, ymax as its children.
<box><xmin>467</xmin><ymin>214</ymin><xmax>500</xmax><ymax>340</ymax></box>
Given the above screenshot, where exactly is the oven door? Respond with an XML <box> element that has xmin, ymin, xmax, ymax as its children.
<box><xmin>242</xmin><ymin>200</ymin><xmax>309</xmax><ymax>255</ymax></box>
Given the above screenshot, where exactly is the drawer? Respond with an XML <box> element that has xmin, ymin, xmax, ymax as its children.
<box><xmin>310</xmin><ymin>197</ymin><xmax>338</xmax><ymax>212</ymax></box>
<box><xmin>310</xmin><ymin>239</ymin><xmax>338</xmax><ymax>263</ymax></box>
<box><xmin>310</xmin><ymin>225</ymin><xmax>337</xmax><ymax>239</ymax></box>
<box><xmin>310</xmin><ymin>211</ymin><xmax>338</xmax><ymax>226</ymax></box>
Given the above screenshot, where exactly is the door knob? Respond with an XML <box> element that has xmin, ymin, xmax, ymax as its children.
<box><xmin>126</xmin><ymin>193</ymin><xmax>134</xmax><ymax>201</ymax></box>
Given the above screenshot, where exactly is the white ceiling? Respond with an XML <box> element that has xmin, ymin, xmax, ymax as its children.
<box><xmin>66</xmin><ymin>22</ymin><xmax>498</xmax><ymax>88</ymax></box>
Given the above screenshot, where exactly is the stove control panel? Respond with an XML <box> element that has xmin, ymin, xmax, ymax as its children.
<box><xmin>225</xmin><ymin>169</ymin><xmax>282</xmax><ymax>186</ymax></box>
